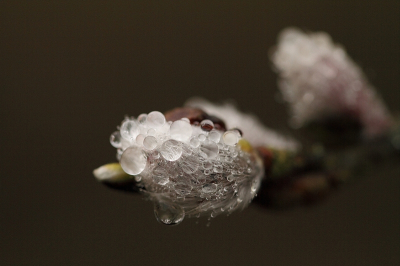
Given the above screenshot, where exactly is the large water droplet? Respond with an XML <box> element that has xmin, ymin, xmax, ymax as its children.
<box><xmin>147</xmin><ymin>111</ymin><xmax>165</xmax><ymax>128</ymax></box>
<box><xmin>160</xmin><ymin>139</ymin><xmax>182</xmax><ymax>161</ymax></box>
<box><xmin>223</xmin><ymin>130</ymin><xmax>239</xmax><ymax>146</ymax></box>
<box><xmin>154</xmin><ymin>200</ymin><xmax>185</xmax><ymax>226</ymax></box>
<box><xmin>120</xmin><ymin>120</ymin><xmax>139</xmax><ymax>140</ymax></box>
<box><xmin>170</xmin><ymin>120</ymin><xmax>193</xmax><ymax>141</ymax></box>
<box><xmin>120</xmin><ymin>146</ymin><xmax>147</xmax><ymax>175</ymax></box>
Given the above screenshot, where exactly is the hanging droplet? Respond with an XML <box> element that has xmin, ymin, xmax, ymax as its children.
<box><xmin>160</xmin><ymin>139</ymin><xmax>182</xmax><ymax>161</ymax></box>
<box><xmin>170</xmin><ymin>120</ymin><xmax>193</xmax><ymax>141</ymax></box>
<box><xmin>147</xmin><ymin>111</ymin><xmax>165</xmax><ymax>128</ymax></box>
<box><xmin>110</xmin><ymin>131</ymin><xmax>122</xmax><ymax>148</ymax></box>
<box><xmin>154</xmin><ymin>200</ymin><xmax>185</xmax><ymax>226</ymax></box>
<box><xmin>120</xmin><ymin>146</ymin><xmax>147</xmax><ymax>175</ymax></box>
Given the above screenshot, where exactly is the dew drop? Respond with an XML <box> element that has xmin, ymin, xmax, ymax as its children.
<box><xmin>120</xmin><ymin>146</ymin><xmax>147</xmax><ymax>175</ymax></box>
<box><xmin>202</xmin><ymin>161</ymin><xmax>212</xmax><ymax>169</ymax></box>
<box><xmin>138</xmin><ymin>113</ymin><xmax>147</xmax><ymax>125</ymax></box>
<box><xmin>208</xmin><ymin>130</ymin><xmax>221</xmax><ymax>143</ymax></box>
<box><xmin>170</xmin><ymin>120</ymin><xmax>193</xmax><ymax>141</ymax></box>
<box><xmin>200</xmin><ymin>140</ymin><xmax>219</xmax><ymax>159</ymax></box>
<box><xmin>120</xmin><ymin>120</ymin><xmax>139</xmax><ymax>140</ymax></box>
<box><xmin>154</xmin><ymin>200</ymin><xmax>185</xmax><ymax>226</ymax></box>
<box><xmin>213</xmin><ymin>165</ymin><xmax>223</xmax><ymax>173</ymax></box>
<box><xmin>227</xmin><ymin>174</ymin><xmax>238</xmax><ymax>182</ymax></box>
<box><xmin>147</xmin><ymin>128</ymin><xmax>156</xmax><ymax>136</ymax></box>
<box><xmin>147</xmin><ymin>111</ymin><xmax>165</xmax><ymax>128</ymax></box>
<box><xmin>198</xmin><ymin>134</ymin><xmax>206</xmax><ymax>142</ymax></box>
<box><xmin>181</xmin><ymin>117</ymin><xmax>190</xmax><ymax>123</ymax></box>
<box><xmin>160</xmin><ymin>139</ymin><xmax>182</xmax><ymax>161</ymax></box>
<box><xmin>200</xmin><ymin>119</ymin><xmax>214</xmax><ymax>132</ymax></box>
<box><xmin>223</xmin><ymin>130</ymin><xmax>239</xmax><ymax>146</ymax></box>
<box><xmin>136</xmin><ymin>134</ymin><xmax>145</xmax><ymax>146</ymax></box>
<box><xmin>143</xmin><ymin>136</ymin><xmax>157</xmax><ymax>150</ymax></box>
<box><xmin>202</xmin><ymin>183</ymin><xmax>217</xmax><ymax>193</ymax></box>
<box><xmin>110</xmin><ymin>131</ymin><xmax>122</xmax><ymax>148</ymax></box>
<box><xmin>189</xmin><ymin>136</ymin><xmax>200</xmax><ymax>148</ymax></box>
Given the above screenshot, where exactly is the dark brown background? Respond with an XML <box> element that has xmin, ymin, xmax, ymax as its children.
<box><xmin>1</xmin><ymin>1</ymin><xmax>399</xmax><ymax>265</ymax></box>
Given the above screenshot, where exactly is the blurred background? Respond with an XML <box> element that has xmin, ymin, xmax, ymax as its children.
<box><xmin>0</xmin><ymin>1</ymin><xmax>399</xmax><ymax>265</ymax></box>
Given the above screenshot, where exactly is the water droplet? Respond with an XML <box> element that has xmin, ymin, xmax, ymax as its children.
<box><xmin>160</xmin><ymin>139</ymin><xmax>182</xmax><ymax>161</ymax></box>
<box><xmin>208</xmin><ymin>130</ymin><xmax>221</xmax><ymax>143</ymax></box>
<box><xmin>154</xmin><ymin>200</ymin><xmax>185</xmax><ymax>225</ymax></box>
<box><xmin>158</xmin><ymin>122</ymin><xmax>170</xmax><ymax>134</ymax></box>
<box><xmin>213</xmin><ymin>165</ymin><xmax>223</xmax><ymax>173</ymax></box>
<box><xmin>202</xmin><ymin>183</ymin><xmax>217</xmax><ymax>193</ymax></box>
<box><xmin>204</xmin><ymin>169</ymin><xmax>212</xmax><ymax>175</ymax></box>
<box><xmin>120</xmin><ymin>146</ymin><xmax>147</xmax><ymax>175</ymax></box>
<box><xmin>198</xmin><ymin>134</ymin><xmax>206</xmax><ymax>142</ymax></box>
<box><xmin>120</xmin><ymin>120</ymin><xmax>139</xmax><ymax>140</ymax></box>
<box><xmin>200</xmin><ymin>140</ymin><xmax>219</xmax><ymax>159</ymax></box>
<box><xmin>143</xmin><ymin>136</ymin><xmax>157</xmax><ymax>150</ymax></box>
<box><xmin>147</xmin><ymin>111</ymin><xmax>165</xmax><ymax>128</ymax></box>
<box><xmin>223</xmin><ymin>130</ymin><xmax>239</xmax><ymax>146</ymax></box>
<box><xmin>135</xmin><ymin>134</ymin><xmax>145</xmax><ymax>146</ymax></box>
<box><xmin>189</xmin><ymin>136</ymin><xmax>200</xmax><ymax>148</ymax></box>
<box><xmin>200</xmin><ymin>119</ymin><xmax>214</xmax><ymax>132</ymax></box>
<box><xmin>138</xmin><ymin>113</ymin><xmax>147</xmax><ymax>125</ymax></box>
<box><xmin>110</xmin><ymin>131</ymin><xmax>122</xmax><ymax>148</ymax></box>
<box><xmin>181</xmin><ymin>117</ymin><xmax>190</xmax><ymax>123</ymax></box>
<box><xmin>202</xmin><ymin>161</ymin><xmax>212</xmax><ymax>169</ymax></box>
<box><xmin>170</xmin><ymin>120</ymin><xmax>193</xmax><ymax>141</ymax></box>
<box><xmin>227</xmin><ymin>174</ymin><xmax>238</xmax><ymax>182</ymax></box>
<box><xmin>231</xmin><ymin>128</ymin><xmax>243</xmax><ymax>137</ymax></box>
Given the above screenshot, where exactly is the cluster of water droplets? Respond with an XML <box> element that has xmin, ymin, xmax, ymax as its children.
<box><xmin>110</xmin><ymin>111</ymin><xmax>264</xmax><ymax>225</ymax></box>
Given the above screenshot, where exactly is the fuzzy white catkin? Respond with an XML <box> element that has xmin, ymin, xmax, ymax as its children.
<box><xmin>271</xmin><ymin>28</ymin><xmax>392</xmax><ymax>137</ymax></box>
<box><xmin>110</xmin><ymin>106</ymin><xmax>265</xmax><ymax>225</ymax></box>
